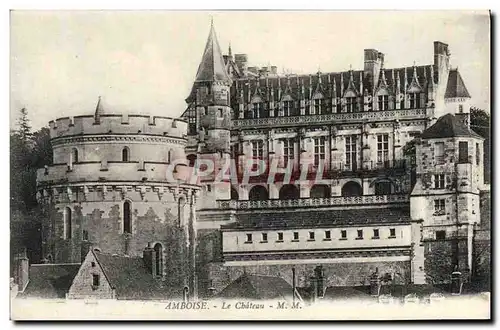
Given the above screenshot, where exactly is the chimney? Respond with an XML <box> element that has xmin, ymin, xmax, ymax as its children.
<box><xmin>434</xmin><ymin>41</ymin><xmax>450</xmax><ymax>73</ymax></box>
<box><xmin>142</xmin><ymin>247</ymin><xmax>156</xmax><ymax>277</ymax></box>
<box><xmin>14</xmin><ymin>248</ymin><xmax>29</xmax><ymax>292</ymax></box>
<box><xmin>271</xmin><ymin>66</ymin><xmax>278</xmax><ymax>75</ymax></box>
<box><xmin>314</xmin><ymin>265</ymin><xmax>325</xmax><ymax>298</ymax></box>
<box><xmin>369</xmin><ymin>268</ymin><xmax>381</xmax><ymax>296</ymax></box>
<box><xmin>234</xmin><ymin>54</ymin><xmax>248</xmax><ymax>74</ymax></box>
<box><xmin>364</xmin><ymin>49</ymin><xmax>384</xmax><ymax>91</ymax></box>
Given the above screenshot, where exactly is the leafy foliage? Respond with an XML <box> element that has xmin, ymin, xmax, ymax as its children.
<box><xmin>470</xmin><ymin>107</ymin><xmax>490</xmax><ymax>183</ymax></box>
<box><xmin>10</xmin><ymin>108</ymin><xmax>52</xmax><ymax>266</ymax></box>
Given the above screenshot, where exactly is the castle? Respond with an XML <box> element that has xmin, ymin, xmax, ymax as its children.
<box><xmin>29</xmin><ymin>22</ymin><xmax>489</xmax><ymax>300</ymax></box>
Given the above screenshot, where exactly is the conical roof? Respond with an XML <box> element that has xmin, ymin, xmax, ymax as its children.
<box><xmin>445</xmin><ymin>69</ymin><xmax>471</xmax><ymax>99</ymax></box>
<box><xmin>194</xmin><ymin>21</ymin><xmax>231</xmax><ymax>83</ymax></box>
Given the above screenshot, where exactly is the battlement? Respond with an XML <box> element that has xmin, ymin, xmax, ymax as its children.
<box><xmin>37</xmin><ymin>161</ymin><xmax>198</xmax><ymax>186</ymax></box>
<box><xmin>48</xmin><ymin>114</ymin><xmax>188</xmax><ymax>140</ymax></box>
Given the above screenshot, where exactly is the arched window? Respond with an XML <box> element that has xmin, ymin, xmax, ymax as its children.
<box><xmin>154</xmin><ymin>243</ymin><xmax>163</xmax><ymax>277</ymax></box>
<box><xmin>187</xmin><ymin>154</ymin><xmax>197</xmax><ymax>167</ymax></box>
<box><xmin>374</xmin><ymin>181</ymin><xmax>393</xmax><ymax>195</ymax></box>
<box><xmin>72</xmin><ymin>148</ymin><xmax>79</xmax><ymax>163</ymax></box>
<box><xmin>123</xmin><ymin>200</ymin><xmax>131</xmax><ymax>234</ymax></box>
<box><xmin>64</xmin><ymin>207</ymin><xmax>72</xmax><ymax>239</ymax></box>
<box><xmin>230</xmin><ymin>187</ymin><xmax>239</xmax><ymax>200</ymax></box>
<box><xmin>122</xmin><ymin>147</ymin><xmax>130</xmax><ymax>162</ymax></box>
<box><xmin>279</xmin><ymin>184</ymin><xmax>300</xmax><ymax>200</ymax></box>
<box><xmin>310</xmin><ymin>184</ymin><xmax>330</xmax><ymax>198</ymax></box>
<box><xmin>341</xmin><ymin>181</ymin><xmax>363</xmax><ymax>197</ymax></box>
<box><xmin>248</xmin><ymin>185</ymin><xmax>268</xmax><ymax>201</ymax></box>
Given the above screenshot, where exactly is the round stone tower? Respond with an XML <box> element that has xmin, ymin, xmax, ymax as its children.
<box><xmin>36</xmin><ymin>103</ymin><xmax>201</xmax><ymax>286</ymax></box>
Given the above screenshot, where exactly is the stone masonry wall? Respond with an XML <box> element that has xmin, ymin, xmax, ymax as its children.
<box><xmin>201</xmin><ymin>260</ymin><xmax>410</xmax><ymax>297</ymax></box>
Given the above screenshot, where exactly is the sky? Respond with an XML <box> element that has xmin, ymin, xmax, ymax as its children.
<box><xmin>10</xmin><ymin>10</ymin><xmax>490</xmax><ymax>130</ymax></box>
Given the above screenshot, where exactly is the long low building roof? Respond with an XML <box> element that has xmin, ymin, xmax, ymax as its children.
<box><xmin>221</xmin><ymin>207</ymin><xmax>411</xmax><ymax>230</ymax></box>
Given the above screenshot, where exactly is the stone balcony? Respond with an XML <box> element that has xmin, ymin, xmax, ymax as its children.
<box><xmin>232</xmin><ymin>108</ymin><xmax>430</xmax><ymax>128</ymax></box>
<box><xmin>217</xmin><ymin>194</ymin><xmax>409</xmax><ymax>210</ymax></box>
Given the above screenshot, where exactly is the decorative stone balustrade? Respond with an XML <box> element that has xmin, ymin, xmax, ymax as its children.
<box><xmin>217</xmin><ymin>194</ymin><xmax>409</xmax><ymax>209</ymax></box>
<box><xmin>232</xmin><ymin>108</ymin><xmax>429</xmax><ymax>128</ymax></box>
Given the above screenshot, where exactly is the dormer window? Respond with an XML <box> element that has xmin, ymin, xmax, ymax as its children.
<box><xmin>283</xmin><ymin>100</ymin><xmax>293</xmax><ymax>117</ymax></box>
<box><xmin>346</xmin><ymin>97</ymin><xmax>357</xmax><ymax>112</ymax></box>
<box><xmin>252</xmin><ymin>102</ymin><xmax>265</xmax><ymax>119</ymax></box>
<box><xmin>378</xmin><ymin>95</ymin><xmax>389</xmax><ymax>111</ymax></box>
<box><xmin>313</xmin><ymin>99</ymin><xmax>322</xmax><ymax>115</ymax></box>
<box><xmin>408</xmin><ymin>93</ymin><xmax>420</xmax><ymax>108</ymax></box>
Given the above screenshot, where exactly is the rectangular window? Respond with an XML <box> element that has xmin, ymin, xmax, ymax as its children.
<box><xmin>277</xmin><ymin>232</ymin><xmax>284</xmax><ymax>242</ymax></box>
<box><xmin>346</xmin><ymin>97</ymin><xmax>357</xmax><ymax>112</ymax></box>
<box><xmin>252</xmin><ymin>140</ymin><xmax>264</xmax><ymax>160</ymax></box>
<box><xmin>253</xmin><ymin>102</ymin><xmax>265</xmax><ymax>119</ymax></box>
<box><xmin>92</xmin><ymin>274</ymin><xmax>100</xmax><ymax>287</ymax></box>
<box><xmin>261</xmin><ymin>233</ymin><xmax>268</xmax><ymax>242</ymax></box>
<box><xmin>409</xmin><ymin>93</ymin><xmax>420</xmax><ymax>108</ymax></box>
<box><xmin>245</xmin><ymin>233</ymin><xmax>253</xmax><ymax>243</ymax></box>
<box><xmin>434</xmin><ymin>174</ymin><xmax>445</xmax><ymax>189</ymax></box>
<box><xmin>377</xmin><ymin>134</ymin><xmax>389</xmax><ymax>164</ymax></box>
<box><xmin>476</xmin><ymin>143</ymin><xmax>481</xmax><ymax>165</ymax></box>
<box><xmin>436</xmin><ymin>230</ymin><xmax>446</xmax><ymax>240</ymax></box>
<box><xmin>357</xmin><ymin>229</ymin><xmax>363</xmax><ymax>239</ymax></box>
<box><xmin>283</xmin><ymin>100</ymin><xmax>293</xmax><ymax>117</ymax></box>
<box><xmin>340</xmin><ymin>230</ymin><xmax>347</xmax><ymax>239</ymax></box>
<box><xmin>373</xmin><ymin>229</ymin><xmax>380</xmax><ymax>239</ymax></box>
<box><xmin>313</xmin><ymin>136</ymin><xmax>327</xmax><ymax>167</ymax></box>
<box><xmin>283</xmin><ymin>139</ymin><xmax>294</xmax><ymax>167</ymax></box>
<box><xmin>458</xmin><ymin>141</ymin><xmax>469</xmax><ymax>163</ymax></box>
<box><xmin>309</xmin><ymin>231</ymin><xmax>315</xmax><ymax>241</ymax></box>
<box><xmin>378</xmin><ymin>95</ymin><xmax>389</xmax><ymax>110</ymax></box>
<box><xmin>458</xmin><ymin>105</ymin><xmax>463</xmax><ymax>113</ymax></box>
<box><xmin>345</xmin><ymin>135</ymin><xmax>358</xmax><ymax>171</ymax></box>
<box><xmin>83</xmin><ymin>230</ymin><xmax>89</xmax><ymax>241</ymax></box>
<box><xmin>293</xmin><ymin>232</ymin><xmax>299</xmax><ymax>241</ymax></box>
<box><xmin>389</xmin><ymin>228</ymin><xmax>396</xmax><ymax>238</ymax></box>
<box><xmin>313</xmin><ymin>99</ymin><xmax>322</xmax><ymax>115</ymax></box>
<box><xmin>324</xmin><ymin>230</ymin><xmax>331</xmax><ymax>240</ymax></box>
<box><xmin>434</xmin><ymin>142</ymin><xmax>445</xmax><ymax>165</ymax></box>
<box><xmin>434</xmin><ymin>199</ymin><xmax>446</xmax><ymax>215</ymax></box>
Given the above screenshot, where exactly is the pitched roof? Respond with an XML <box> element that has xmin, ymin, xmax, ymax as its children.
<box><xmin>222</xmin><ymin>207</ymin><xmax>410</xmax><ymax>230</ymax></box>
<box><xmin>420</xmin><ymin>113</ymin><xmax>483</xmax><ymax>139</ymax></box>
<box><xmin>94</xmin><ymin>251</ymin><xmax>181</xmax><ymax>300</ymax></box>
<box><xmin>194</xmin><ymin>22</ymin><xmax>231</xmax><ymax>82</ymax></box>
<box><xmin>445</xmin><ymin>69</ymin><xmax>471</xmax><ymax>99</ymax></box>
<box><xmin>216</xmin><ymin>273</ymin><xmax>295</xmax><ymax>301</ymax></box>
<box><xmin>18</xmin><ymin>264</ymin><xmax>80</xmax><ymax>299</ymax></box>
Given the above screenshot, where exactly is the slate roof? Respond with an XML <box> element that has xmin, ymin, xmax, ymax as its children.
<box><xmin>194</xmin><ymin>22</ymin><xmax>231</xmax><ymax>83</ymax></box>
<box><xmin>420</xmin><ymin>113</ymin><xmax>483</xmax><ymax>139</ymax></box>
<box><xmin>94</xmin><ymin>251</ymin><xmax>182</xmax><ymax>300</ymax></box>
<box><xmin>216</xmin><ymin>273</ymin><xmax>296</xmax><ymax>301</ymax></box>
<box><xmin>18</xmin><ymin>264</ymin><xmax>80</xmax><ymax>299</ymax></box>
<box><xmin>445</xmin><ymin>69</ymin><xmax>471</xmax><ymax>99</ymax></box>
<box><xmin>221</xmin><ymin>207</ymin><xmax>410</xmax><ymax>230</ymax></box>
<box><xmin>230</xmin><ymin>65</ymin><xmax>433</xmax><ymax>105</ymax></box>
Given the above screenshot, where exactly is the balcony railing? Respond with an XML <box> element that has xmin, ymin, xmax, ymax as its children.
<box><xmin>232</xmin><ymin>108</ymin><xmax>429</xmax><ymax>128</ymax></box>
<box><xmin>217</xmin><ymin>194</ymin><xmax>408</xmax><ymax>210</ymax></box>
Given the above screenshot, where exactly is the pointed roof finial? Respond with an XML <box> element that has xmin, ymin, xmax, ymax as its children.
<box><xmin>95</xmin><ymin>95</ymin><xmax>104</xmax><ymax>120</ymax></box>
<box><xmin>228</xmin><ymin>42</ymin><xmax>232</xmax><ymax>57</ymax></box>
<box><xmin>193</xmin><ymin>19</ymin><xmax>231</xmax><ymax>83</ymax></box>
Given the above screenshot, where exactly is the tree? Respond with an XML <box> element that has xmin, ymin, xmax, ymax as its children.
<box><xmin>10</xmin><ymin>107</ymin><xmax>52</xmax><ymax>265</ymax></box>
<box><xmin>470</xmin><ymin>107</ymin><xmax>490</xmax><ymax>183</ymax></box>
